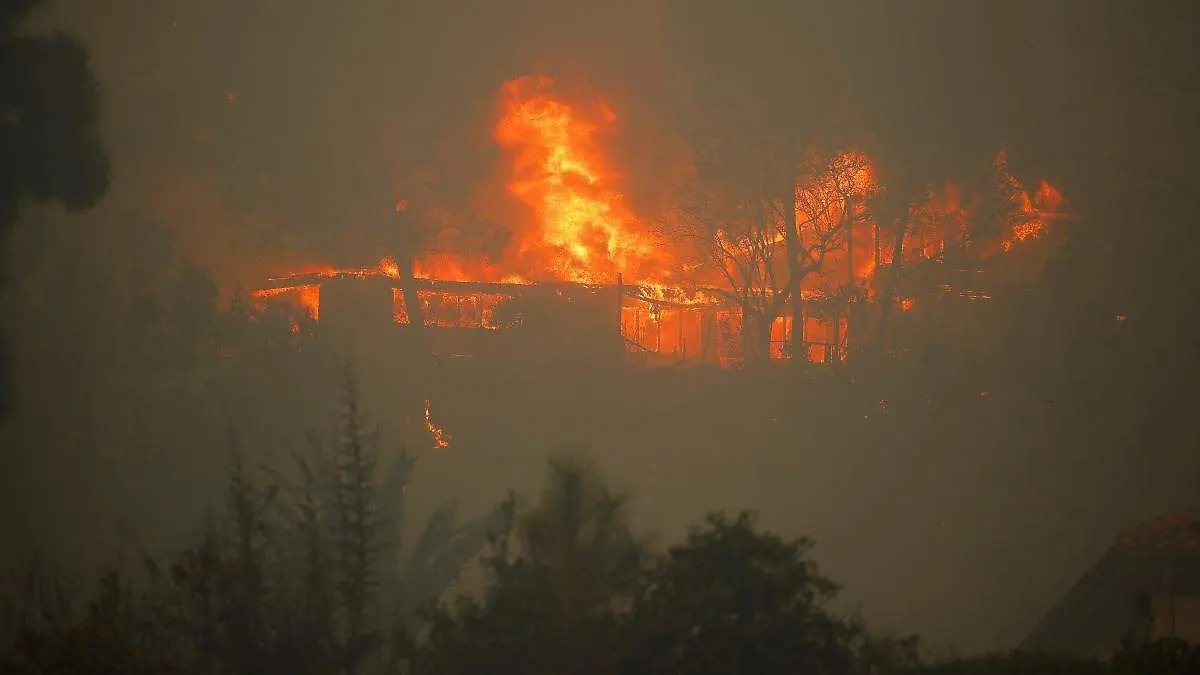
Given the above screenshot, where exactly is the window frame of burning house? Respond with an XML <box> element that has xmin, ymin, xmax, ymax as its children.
<box><xmin>621</xmin><ymin>299</ymin><xmax>658</xmax><ymax>353</ymax></box>
<box><xmin>620</xmin><ymin>295</ymin><xmax>713</xmax><ymax>362</ymax></box>
<box><xmin>412</xmin><ymin>290</ymin><xmax>509</xmax><ymax>330</ymax></box>
<box><xmin>715</xmin><ymin>309</ymin><xmax>743</xmax><ymax>364</ymax></box>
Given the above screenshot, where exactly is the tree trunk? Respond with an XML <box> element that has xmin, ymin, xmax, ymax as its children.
<box><xmin>875</xmin><ymin>216</ymin><xmax>910</xmax><ymax>353</ymax></box>
<box><xmin>397</xmin><ymin>250</ymin><xmax>433</xmax><ymax>414</ymax></box>
<box><xmin>781</xmin><ymin>180</ymin><xmax>807</xmax><ymax>363</ymax></box>
<box><xmin>841</xmin><ymin>202</ymin><xmax>856</xmax><ymax>362</ymax></box>
<box><xmin>400</xmin><ymin>254</ymin><xmax>424</xmax><ymax>334</ymax></box>
<box><xmin>741</xmin><ymin>308</ymin><xmax>773</xmax><ymax>366</ymax></box>
<box><xmin>789</xmin><ymin>291</ymin><xmax>804</xmax><ymax>362</ymax></box>
<box><xmin>830</xmin><ymin>310</ymin><xmax>842</xmax><ymax>365</ymax></box>
<box><xmin>846</xmin><ymin>202</ymin><xmax>855</xmax><ymax>285</ymax></box>
<box><xmin>391</xmin><ymin>208</ymin><xmax>427</xmax><ymax>341</ymax></box>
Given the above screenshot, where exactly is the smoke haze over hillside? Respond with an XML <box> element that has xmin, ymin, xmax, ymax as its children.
<box><xmin>3</xmin><ymin>0</ymin><xmax>1199</xmax><ymax>656</ymax></box>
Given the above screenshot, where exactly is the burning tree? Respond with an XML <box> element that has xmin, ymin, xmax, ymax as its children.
<box><xmin>869</xmin><ymin>150</ymin><xmax>1065</xmax><ymax>353</ymax></box>
<box><xmin>668</xmin><ymin>146</ymin><xmax>876</xmax><ymax>363</ymax></box>
<box><xmin>790</xmin><ymin>152</ymin><xmax>878</xmax><ymax>361</ymax></box>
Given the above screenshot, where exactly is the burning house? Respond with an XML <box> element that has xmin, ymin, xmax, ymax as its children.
<box><xmin>250</xmin><ymin>76</ymin><xmax>1064</xmax><ymax>368</ymax></box>
<box><xmin>249</xmin><ymin>247</ymin><xmax>1027</xmax><ymax>369</ymax></box>
<box><xmin>251</xmin><ymin>264</ymin><xmax>788</xmax><ymax>368</ymax></box>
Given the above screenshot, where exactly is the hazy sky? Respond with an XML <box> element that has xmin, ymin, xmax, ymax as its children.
<box><xmin>12</xmin><ymin>0</ymin><xmax>1200</xmax><ymax>654</ymax></box>
<box><xmin>27</xmin><ymin>0</ymin><xmax>1200</xmax><ymax>292</ymax></box>
<box><xmin>28</xmin><ymin>1</ymin><xmax>681</xmax><ymax>285</ymax></box>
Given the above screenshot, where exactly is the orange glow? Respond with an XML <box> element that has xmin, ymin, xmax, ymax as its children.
<box><xmin>869</xmin><ymin>150</ymin><xmax>1065</xmax><ymax>270</ymax></box>
<box><xmin>298</xmin><ymin>286</ymin><xmax>320</xmax><ymax>320</ymax></box>
<box><xmin>794</xmin><ymin>150</ymin><xmax>881</xmax><ymax>291</ymax></box>
<box><xmin>413</xmin><ymin>253</ymin><xmax>479</xmax><ymax>282</ymax></box>
<box><xmin>419</xmin><ymin>290</ymin><xmax>509</xmax><ymax>329</ymax></box>
<box><xmin>995</xmin><ymin>150</ymin><xmax>1064</xmax><ymax>252</ymax></box>
<box><xmin>379</xmin><ymin>256</ymin><xmax>401</xmax><ymax>279</ymax></box>
<box><xmin>494</xmin><ymin>76</ymin><xmax>662</xmax><ymax>284</ymax></box>
<box><xmin>252</xmin><ymin>284</ymin><xmax>320</xmax><ymax>321</ymax></box>
<box><xmin>267</xmin><ymin>257</ymin><xmax>400</xmax><ymax>283</ymax></box>
<box><xmin>424</xmin><ymin>399</ymin><xmax>450</xmax><ymax>449</ymax></box>
<box><xmin>248</xmin><ymin>78</ymin><xmax>1067</xmax><ymax>368</ymax></box>
<box><xmin>392</xmin><ymin>288</ymin><xmax>410</xmax><ymax>326</ymax></box>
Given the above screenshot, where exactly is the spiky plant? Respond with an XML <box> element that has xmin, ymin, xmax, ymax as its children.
<box><xmin>331</xmin><ymin>367</ymin><xmax>385</xmax><ymax>674</ymax></box>
<box><xmin>222</xmin><ymin>434</ymin><xmax>278</xmax><ymax>675</ymax></box>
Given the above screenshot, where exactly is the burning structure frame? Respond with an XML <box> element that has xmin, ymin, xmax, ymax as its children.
<box><xmin>251</xmin><ymin>266</ymin><xmax>877</xmax><ymax>369</ymax></box>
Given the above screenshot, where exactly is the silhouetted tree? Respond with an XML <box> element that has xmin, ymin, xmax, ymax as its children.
<box><xmin>1109</xmin><ymin>634</ymin><xmax>1200</xmax><ymax>675</ymax></box>
<box><xmin>415</xmin><ymin>452</ymin><xmax>645</xmax><ymax>675</ymax></box>
<box><xmin>849</xmin><ymin>629</ymin><xmax>922</xmax><ymax>675</ymax></box>
<box><xmin>222</xmin><ymin>439</ymin><xmax>277</xmax><ymax>675</ymax></box>
<box><xmin>1</xmin><ymin>0</ymin><xmax>110</xmax><ymax>415</ymax></box>
<box><xmin>901</xmin><ymin>638</ymin><xmax>1200</xmax><ymax>675</ymax></box>
<box><xmin>905</xmin><ymin>651</ymin><xmax>1105</xmax><ymax>675</ymax></box>
<box><xmin>668</xmin><ymin>147</ymin><xmax>871</xmax><ymax>363</ymax></box>
<box><xmin>621</xmin><ymin>510</ymin><xmax>856</xmax><ymax>675</ymax></box>
<box><xmin>0</xmin><ymin>364</ymin><xmax>496</xmax><ymax>675</ymax></box>
<box><xmin>331</xmin><ymin>367</ymin><xmax>384</xmax><ymax>674</ymax></box>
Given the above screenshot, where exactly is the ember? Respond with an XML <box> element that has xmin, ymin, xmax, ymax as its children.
<box><xmin>424</xmin><ymin>398</ymin><xmax>450</xmax><ymax>449</ymax></box>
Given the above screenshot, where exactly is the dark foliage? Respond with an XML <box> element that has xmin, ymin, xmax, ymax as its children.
<box><xmin>411</xmin><ymin>457</ymin><xmax>930</xmax><ymax>675</ymax></box>
<box><xmin>621</xmin><ymin>511</ymin><xmax>854</xmax><ymax>675</ymax></box>
<box><xmin>903</xmin><ymin>637</ymin><xmax>1200</xmax><ymax>675</ymax></box>
<box><xmin>5</xmin><ymin>428</ymin><xmax>1199</xmax><ymax>673</ymax></box>
<box><xmin>0</xmin><ymin>369</ymin><xmax>492</xmax><ymax>674</ymax></box>
<box><xmin>1</xmin><ymin>0</ymin><xmax>111</xmax><ymax>416</ymax></box>
<box><xmin>413</xmin><ymin>453</ymin><xmax>645</xmax><ymax>675</ymax></box>
<box><xmin>906</xmin><ymin>651</ymin><xmax>1107</xmax><ymax>675</ymax></box>
<box><xmin>1109</xmin><ymin>634</ymin><xmax>1200</xmax><ymax>675</ymax></box>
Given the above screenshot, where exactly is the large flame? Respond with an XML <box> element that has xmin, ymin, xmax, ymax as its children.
<box><xmin>494</xmin><ymin>76</ymin><xmax>661</xmax><ymax>283</ymax></box>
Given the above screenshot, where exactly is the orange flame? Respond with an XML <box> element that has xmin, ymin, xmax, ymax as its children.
<box><xmin>1003</xmin><ymin>179</ymin><xmax>1063</xmax><ymax>251</ymax></box>
<box><xmin>494</xmin><ymin>76</ymin><xmax>660</xmax><ymax>283</ymax></box>
<box><xmin>379</xmin><ymin>256</ymin><xmax>401</xmax><ymax>279</ymax></box>
<box><xmin>251</xmin><ymin>284</ymin><xmax>320</xmax><ymax>321</ymax></box>
<box><xmin>995</xmin><ymin>150</ymin><xmax>1064</xmax><ymax>252</ymax></box>
<box><xmin>413</xmin><ymin>253</ymin><xmax>479</xmax><ymax>282</ymax></box>
<box><xmin>424</xmin><ymin>398</ymin><xmax>450</xmax><ymax>449</ymax></box>
<box><xmin>392</xmin><ymin>288</ymin><xmax>410</xmax><ymax>326</ymax></box>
